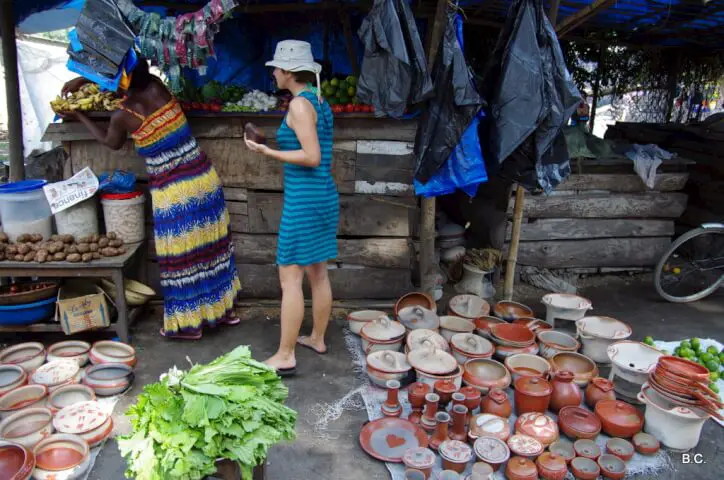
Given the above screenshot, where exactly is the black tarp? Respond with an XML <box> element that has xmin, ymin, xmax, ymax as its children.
<box><xmin>357</xmin><ymin>0</ymin><xmax>433</xmax><ymax>118</ymax></box>
<box><xmin>413</xmin><ymin>10</ymin><xmax>483</xmax><ymax>184</ymax></box>
<box><xmin>480</xmin><ymin>0</ymin><xmax>582</xmax><ymax>192</ymax></box>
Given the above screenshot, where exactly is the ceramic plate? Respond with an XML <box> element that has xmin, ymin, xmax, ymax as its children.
<box><xmin>31</xmin><ymin>361</ymin><xmax>79</xmax><ymax>386</ymax></box>
<box><xmin>508</xmin><ymin>434</ymin><xmax>544</xmax><ymax>457</ymax></box>
<box><xmin>53</xmin><ymin>401</ymin><xmax>108</xmax><ymax>434</ymax></box>
<box><xmin>449</xmin><ymin>295</ymin><xmax>490</xmax><ymax>318</ymax></box>
<box><xmin>359</xmin><ymin>417</ymin><xmax>428</xmax><ymax>463</ymax></box>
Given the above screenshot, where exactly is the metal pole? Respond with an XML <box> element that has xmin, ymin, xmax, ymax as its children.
<box><xmin>0</xmin><ymin>0</ymin><xmax>24</xmax><ymax>181</ymax></box>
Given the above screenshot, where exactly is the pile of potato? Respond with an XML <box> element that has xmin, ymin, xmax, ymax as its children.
<box><xmin>0</xmin><ymin>232</ymin><xmax>126</xmax><ymax>263</ymax></box>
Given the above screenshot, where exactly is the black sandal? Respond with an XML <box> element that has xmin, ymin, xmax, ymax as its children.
<box><xmin>275</xmin><ymin>367</ymin><xmax>297</xmax><ymax>378</ymax></box>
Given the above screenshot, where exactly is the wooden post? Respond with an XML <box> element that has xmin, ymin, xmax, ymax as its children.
<box><xmin>0</xmin><ymin>0</ymin><xmax>24</xmax><ymax>181</ymax></box>
<box><xmin>503</xmin><ymin>185</ymin><xmax>525</xmax><ymax>300</ymax></box>
<box><xmin>419</xmin><ymin>0</ymin><xmax>447</xmax><ymax>295</ymax></box>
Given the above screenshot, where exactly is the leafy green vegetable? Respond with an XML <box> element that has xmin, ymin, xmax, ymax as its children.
<box><xmin>118</xmin><ymin>346</ymin><xmax>296</xmax><ymax>480</ymax></box>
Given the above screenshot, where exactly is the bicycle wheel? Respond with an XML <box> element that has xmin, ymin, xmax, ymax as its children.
<box><xmin>654</xmin><ymin>226</ymin><xmax>724</xmax><ymax>303</ymax></box>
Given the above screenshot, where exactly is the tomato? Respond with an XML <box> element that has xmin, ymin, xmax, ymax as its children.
<box><xmin>211</xmin><ymin>103</ymin><xmax>222</xmax><ymax>112</ymax></box>
<box><xmin>346</xmin><ymin>104</ymin><xmax>355</xmax><ymax>113</ymax></box>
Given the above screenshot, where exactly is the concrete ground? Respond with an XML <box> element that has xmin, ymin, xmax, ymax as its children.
<box><xmin>5</xmin><ymin>276</ymin><xmax>721</xmax><ymax>479</ymax></box>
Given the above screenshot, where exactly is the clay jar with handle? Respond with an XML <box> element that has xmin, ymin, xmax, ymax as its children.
<box><xmin>585</xmin><ymin>377</ymin><xmax>616</xmax><ymax>409</ymax></box>
<box><xmin>505</xmin><ymin>456</ymin><xmax>538</xmax><ymax>480</ymax></box>
<box><xmin>550</xmin><ymin>371</ymin><xmax>582</xmax><ymax>413</ymax></box>
<box><xmin>482</xmin><ymin>388</ymin><xmax>512</xmax><ymax>418</ymax></box>
<box><xmin>407</xmin><ymin>382</ymin><xmax>430</xmax><ymax>425</ymax></box>
<box><xmin>435</xmin><ymin>380</ymin><xmax>458</xmax><ymax>407</ymax></box>
<box><xmin>514</xmin><ymin>376</ymin><xmax>552</xmax><ymax>415</ymax></box>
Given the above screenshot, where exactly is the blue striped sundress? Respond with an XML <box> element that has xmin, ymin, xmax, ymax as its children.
<box><xmin>276</xmin><ymin>90</ymin><xmax>339</xmax><ymax>266</ymax></box>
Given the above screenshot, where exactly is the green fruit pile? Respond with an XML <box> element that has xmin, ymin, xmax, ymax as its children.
<box><xmin>645</xmin><ymin>336</ymin><xmax>724</xmax><ymax>392</ymax></box>
<box><xmin>321</xmin><ymin>75</ymin><xmax>359</xmax><ymax>106</ymax></box>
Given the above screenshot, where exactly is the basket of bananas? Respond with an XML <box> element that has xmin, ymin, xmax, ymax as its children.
<box><xmin>50</xmin><ymin>83</ymin><xmax>124</xmax><ymax>113</ymax></box>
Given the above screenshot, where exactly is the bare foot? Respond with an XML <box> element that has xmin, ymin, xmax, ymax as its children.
<box><xmin>264</xmin><ymin>352</ymin><xmax>296</xmax><ymax>370</ymax></box>
<box><xmin>296</xmin><ymin>335</ymin><xmax>327</xmax><ymax>355</ymax></box>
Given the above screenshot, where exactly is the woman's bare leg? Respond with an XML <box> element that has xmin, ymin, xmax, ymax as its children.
<box><xmin>264</xmin><ymin>265</ymin><xmax>304</xmax><ymax>370</ymax></box>
<box><xmin>297</xmin><ymin>262</ymin><xmax>331</xmax><ymax>353</ymax></box>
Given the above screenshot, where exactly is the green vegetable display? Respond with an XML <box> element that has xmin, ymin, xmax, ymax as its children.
<box><xmin>118</xmin><ymin>346</ymin><xmax>297</xmax><ymax>480</ymax></box>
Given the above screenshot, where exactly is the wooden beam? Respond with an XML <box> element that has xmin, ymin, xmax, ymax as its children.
<box><xmin>1</xmin><ymin>0</ymin><xmax>24</xmax><ymax>181</ymax></box>
<box><xmin>506</xmin><ymin>218</ymin><xmax>675</xmax><ymax>241</ymax></box>
<box><xmin>556</xmin><ymin>0</ymin><xmax>617</xmax><ymax>37</ymax></box>
<box><xmin>557</xmin><ymin>173</ymin><xmax>689</xmax><ymax>193</ymax></box>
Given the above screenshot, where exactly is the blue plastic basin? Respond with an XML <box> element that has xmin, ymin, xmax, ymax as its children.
<box><xmin>0</xmin><ymin>296</ymin><xmax>57</xmax><ymax>325</ymax></box>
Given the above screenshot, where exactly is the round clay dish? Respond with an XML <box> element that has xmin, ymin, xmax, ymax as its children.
<box><xmin>632</xmin><ymin>432</ymin><xmax>660</xmax><ymax>456</ymax></box>
<box><xmin>606</xmin><ymin>438</ymin><xmax>635</xmax><ymax>462</ymax></box>
<box><xmin>508</xmin><ymin>434</ymin><xmax>544</xmax><ymax>458</ymax></box>
<box><xmin>558</xmin><ymin>406</ymin><xmax>602</xmax><ymax>440</ymax></box>
<box><xmin>597</xmin><ymin>454</ymin><xmax>626</xmax><ymax>480</ymax></box>
<box><xmin>359</xmin><ymin>417</ymin><xmax>429</xmax><ymax>463</ymax></box>
<box><xmin>449</xmin><ymin>294</ymin><xmax>490</xmax><ymax>319</ymax></box>
<box><xmin>574</xmin><ymin>439</ymin><xmax>602</xmax><ymax>461</ymax></box>
<box><xmin>515</xmin><ymin>412</ymin><xmax>559</xmax><ymax>446</ymax></box>
<box><xmin>473</xmin><ymin>436</ymin><xmax>510</xmax><ymax>467</ymax></box>
<box><xmin>571</xmin><ymin>457</ymin><xmax>600</xmax><ymax>480</ymax></box>
<box><xmin>549</xmin><ymin>439</ymin><xmax>575</xmax><ymax>464</ymax></box>
<box><xmin>493</xmin><ymin>301</ymin><xmax>534</xmax><ymax>320</ymax></box>
<box><xmin>490</xmin><ymin>324</ymin><xmax>536</xmax><ymax>346</ymax></box>
<box><xmin>395</xmin><ymin>292</ymin><xmax>436</xmax><ymax>317</ymax></box>
<box><xmin>594</xmin><ymin>400</ymin><xmax>644</xmax><ymax>438</ymax></box>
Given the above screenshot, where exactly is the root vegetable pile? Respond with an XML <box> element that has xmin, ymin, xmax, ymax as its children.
<box><xmin>0</xmin><ymin>232</ymin><xmax>126</xmax><ymax>263</ymax></box>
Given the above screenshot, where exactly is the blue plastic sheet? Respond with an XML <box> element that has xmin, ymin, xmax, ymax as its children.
<box><xmin>413</xmin><ymin>13</ymin><xmax>487</xmax><ymax>198</ymax></box>
<box><xmin>98</xmin><ymin>170</ymin><xmax>137</xmax><ymax>194</ymax></box>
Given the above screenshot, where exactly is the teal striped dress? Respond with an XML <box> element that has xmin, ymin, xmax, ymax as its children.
<box><xmin>276</xmin><ymin>90</ymin><xmax>339</xmax><ymax>266</ymax></box>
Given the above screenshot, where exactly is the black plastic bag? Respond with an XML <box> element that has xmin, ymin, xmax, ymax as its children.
<box><xmin>357</xmin><ymin>0</ymin><xmax>432</xmax><ymax>118</ymax></box>
<box><xmin>413</xmin><ymin>10</ymin><xmax>483</xmax><ymax>183</ymax></box>
<box><xmin>481</xmin><ymin>0</ymin><xmax>581</xmax><ymax>192</ymax></box>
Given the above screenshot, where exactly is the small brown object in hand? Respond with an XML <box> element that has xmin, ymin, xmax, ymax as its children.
<box><xmin>245</xmin><ymin>122</ymin><xmax>266</xmax><ymax>144</ymax></box>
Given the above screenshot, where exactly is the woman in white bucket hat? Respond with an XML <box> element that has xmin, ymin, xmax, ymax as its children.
<box><xmin>245</xmin><ymin>40</ymin><xmax>339</xmax><ymax>376</ymax></box>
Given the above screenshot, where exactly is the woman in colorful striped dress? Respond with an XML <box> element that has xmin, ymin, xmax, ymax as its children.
<box><xmin>60</xmin><ymin>59</ymin><xmax>241</xmax><ymax>340</ymax></box>
<box><xmin>245</xmin><ymin>41</ymin><xmax>339</xmax><ymax>375</ymax></box>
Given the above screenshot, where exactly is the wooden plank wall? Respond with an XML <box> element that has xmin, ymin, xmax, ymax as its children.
<box><xmin>59</xmin><ymin>118</ymin><xmax>418</xmax><ymax>299</ymax></box>
<box><xmin>504</xmin><ymin>172</ymin><xmax>689</xmax><ymax>270</ymax></box>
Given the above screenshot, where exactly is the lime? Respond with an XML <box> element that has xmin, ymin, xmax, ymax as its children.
<box><xmin>346</xmin><ymin>76</ymin><xmax>358</xmax><ymax>86</ymax></box>
<box><xmin>330</xmin><ymin>78</ymin><xmax>339</xmax><ymax>87</ymax></box>
<box><xmin>680</xmin><ymin>348</ymin><xmax>694</xmax><ymax>358</ymax></box>
<box><xmin>691</xmin><ymin>338</ymin><xmax>702</xmax><ymax>350</ymax></box>
<box><xmin>719</xmin><ymin>352</ymin><xmax>724</xmax><ymax>364</ymax></box>
<box><xmin>643</xmin><ymin>336</ymin><xmax>655</xmax><ymax>346</ymax></box>
<box><xmin>680</xmin><ymin>340</ymin><xmax>692</xmax><ymax>350</ymax></box>
<box><xmin>348</xmin><ymin>87</ymin><xmax>356</xmax><ymax>97</ymax></box>
<box><xmin>710</xmin><ymin>372</ymin><xmax>720</xmax><ymax>382</ymax></box>
<box><xmin>321</xmin><ymin>80</ymin><xmax>330</xmax><ymax>90</ymax></box>
<box><xmin>710</xmin><ymin>383</ymin><xmax>720</xmax><ymax>394</ymax></box>
<box><xmin>674</xmin><ymin>347</ymin><xmax>681</xmax><ymax>356</ymax></box>
<box><xmin>707</xmin><ymin>346</ymin><xmax>719</xmax><ymax>355</ymax></box>
<box><xmin>701</xmin><ymin>353</ymin><xmax>715</xmax><ymax>363</ymax></box>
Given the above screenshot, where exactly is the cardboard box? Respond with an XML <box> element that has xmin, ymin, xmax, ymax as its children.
<box><xmin>56</xmin><ymin>281</ymin><xmax>111</xmax><ymax>335</ymax></box>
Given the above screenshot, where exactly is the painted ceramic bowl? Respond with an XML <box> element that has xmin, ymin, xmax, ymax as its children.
<box><xmin>515</xmin><ymin>412</ymin><xmax>559</xmax><ymax>446</ymax></box>
<box><xmin>0</xmin><ymin>384</ymin><xmax>48</xmax><ymax>420</ymax></box>
<box><xmin>463</xmin><ymin>358</ymin><xmax>511</xmax><ymax>394</ymax></box>
<box><xmin>0</xmin><ymin>407</ymin><xmax>54</xmax><ymax>449</ymax></box>
<box><xmin>30</xmin><ymin>361</ymin><xmax>81</xmax><ymax>393</ymax></box>
<box><xmin>53</xmin><ymin>402</ymin><xmax>112</xmax><ymax>447</ymax></box>
<box><xmin>0</xmin><ymin>342</ymin><xmax>46</xmax><ymax>373</ymax></box>
<box><xmin>468</xmin><ymin>413</ymin><xmax>511</xmax><ymax>443</ymax></box>
<box><xmin>0</xmin><ymin>364</ymin><xmax>28</xmax><ymax>397</ymax></box>
<box><xmin>507</xmin><ymin>434</ymin><xmax>544</xmax><ymax>458</ymax></box>
<box><xmin>89</xmin><ymin>341</ymin><xmax>137</xmax><ymax>367</ymax></box>
<box><xmin>32</xmin><ymin>434</ymin><xmax>90</xmax><ymax>480</ymax></box>
<box><xmin>46</xmin><ymin>341</ymin><xmax>91</xmax><ymax>367</ymax></box>
<box><xmin>549</xmin><ymin>352</ymin><xmax>598</xmax><ymax>388</ymax></box>
<box><xmin>0</xmin><ymin>439</ymin><xmax>35</xmax><ymax>480</ymax></box>
<box><xmin>82</xmin><ymin>363</ymin><xmax>133</xmax><ymax>396</ymax></box>
<box><xmin>505</xmin><ymin>354</ymin><xmax>551</xmax><ymax>383</ymax></box>
<box><xmin>47</xmin><ymin>385</ymin><xmax>96</xmax><ymax>415</ymax></box>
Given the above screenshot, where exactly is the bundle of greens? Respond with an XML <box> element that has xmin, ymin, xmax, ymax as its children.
<box><xmin>118</xmin><ymin>346</ymin><xmax>296</xmax><ymax>480</ymax></box>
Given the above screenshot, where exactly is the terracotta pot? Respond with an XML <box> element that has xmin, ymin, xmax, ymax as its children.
<box><xmin>549</xmin><ymin>352</ymin><xmax>598</xmax><ymax>388</ymax></box>
<box><xmin>0</xmin><ymin>439</ymin><xmax>35</xmax><ymax>480</ymax></box>
<box><xmin>549</xmin><ymin>440</ymin><xmax>575</xmax><ymax>465</ymax></box>
<box><xmin>408</xmin><ymin>347</ymin><xmax>458</xmax><ymax>378</ymax></box>
<box><xmin>416</xmin><ymin>365</ymin><xmax>464</xmax><ymax>390</ymax></box>
<box><xmin>482</xmin><ymin>388</ymin><xmax>512</xmax><ymax>418</ymax></box>
<box><xmin>434</xmin><ymin>380</ymin><xmax>458</xmax><ymax>407</ymax></box>
<box><xmin>585</xmin><ymin>377</ymin><xmax>616</xmax><ymax>409</ymax></box>
<box><xmin>473</xmin><ymin>316</ymin><xmax>506</xmax><ymax>339</ymax></box>
<box><xmin>47</xmin><ymin>341</ymin><xmax>91</xmax><ymax>367</ymax></box>
<box><xmin>448</xmin><ymin>294</ymin><xmax>490</xmax><ymax>320</ymax></box>
<box><xmin>406</xmin><ymin>329</ymin><xmax>450</xmax><ymax>353</ymax></box>
<box><xmin>0</xmin><ymin>365</ymin><xmax>28</xmax><ymax>397</ymax></box>
<box><xmin>573</xmin><ymin>439</ymin><xmax>602</xmax><ymax>461</ymax></box>
<box><xmin>656</xmin><ymin>355</ymin><xmax>709</xmax><ymax>383</ymax></box>
<box><xmin>505</xmin><ymin>354</ymin><xmax>551</xmax><ymax>383</ymax></box>
<box><xmin>407</xmin><ymin>383</ymin><xmax>430</xmax><ymax>425</ymax></box>
<box><xmin>537</xmin><ymin>330</ymin><xmax>580</xmax><ymax>359</ymax></box>
<box><xmin>459</xmin><ymin>386</ymin><xmax>482</xmax><ymax>417</ymax></box>
<box><xmin>398</xmin><ymin>306</ymin><xmax>440</xmax><ymax>331</ymax></box>
<box><xmin>89</xmin><ymin>341</ymin><xmax>137</xmax><ymax>367</ymax></box>
<box><xmin>514</xmin><ymin>376</ymin><xmax>552</xmax><ymax>415</ymax></box>
<box><xmin>515</xmin><ymin>412</ymin><xmax>559</xmax><ymax>446</ymax></box>
<box><xmin>439</xmin><ymin>316</ymin><xmax>475</xmax><ymax>343</ymax></box>
<box><xmin>33</xmin><ymin>433</ymin><xmax>90</xmax><ymax>479</ymax></box>
<box><xmin>597</xmin><ymin>454</ymin><xmax>626</xmax><ymax>480</ymax></box>
<box><xmin>450</xmin><ymin>333</ymin><xmax>494</xmax><ymax>365</ymax></box>
<box><xmin>450</xmin><ymin>405</ymin><xmax>468</xmax><ymax>442</ymax></box>
<box><xmin>421</xmin><ymin>393</ymin><xmax>440</xmax><ymax>432</ymax></box>
<box><xmin>473</xmin><ymin>437</ymin><xmax>510</xmax><ymax>471</ymax></box>
<box><xmin>490</xmin><ymin>324</ymin><xmax>536</xmax><ymax>347</ymax></box>
<box><xmin>493</xmin><ymin>301</ymin><xmax>534</xmax><ymax>321</ymax></box>
<box><xmin>395</xmin><ymin>292</ymin><xmax>436</xmax><ymax>317</ymax></box>
<box><xmin>429</xmin><ymin>412</ymin><xmax>451</xmax><ymax>451</ymax></box>
<box><xmin>0</xmin><ymin>407</ymin><xmax>54</xmax><ymax>449</ymax></box>
<box><xmin>606</xmin><ymin>438</ymin><xmax>635</xmax><ymax>462</ymax></box>
<box><xmin>536</xmin><ymin>452</ymin><xmax>568</xmax><ymax>480</ymax></box>
<box><xmin>366</xmin><ymin>351</ymin><xmax>411</xmax><ymax>388</ymax></box>
<box><xmin>0</xmin><ymin>385</ymin><xmax>47</xmax><ymax>420</ymax></box>
<box><xmin>0</xmin><ymin>343</ymin><xmax>46</xmax><ymax>373</ymax></box>
<box><xmin>513</xmin><ymin>317</ymin><xmax>552</xmax><ymax>334</ymax></box>
<box><xmin>402</xmin><ymin>447</ymin><xmax>435</xmax><ymax>479</ymax></box>
<box><xmin>360</xmin><ymin>317</ymin><xmax>406</xmax><ymax>353</ymax></box>
<box><xmin>347</xmin><ymin>310</ymin><xmax>386</xmax><ymax>335</ymax></box>
<box><xmin>595</xmin><ymin>400</ymin><xmax>644</xmax><ymax>438</ymax></box>
<box><xmin>571</xmin><ymin>457</ymin><xmax>600</xmax><ymax>480</ymax></box>
<box><xmin>507</xmin><ymin>434</ymin><xmax>544</xmax><ymax>458</ymax></box>
<box><xmin>550</xmin><ymin>371</ymin><xmax>582</xmax><ymax>413</ymax></box>
<box><xmin>558</xmin><ymin>406</ymin><xmax>601</xmax><ymax>440</ymax></box>
<box><xmin>462</xmin><ymin>359</ymin><xmax>511</xmax><ymax>394</ymax></box>
<box><xmin>468</xmin><ymin>414</ymin><xmax>510</xmax><ymax>443</ymax></box>
<box><xmin>381</xmin><ymin>380</ymin><xmax>402</xmax><ymax>418</ymax></box>
<box><xmin>439</xmin><ymin>440</ymin><xmax>473</xmax><ymax>474</ymax></box>
<box><xmin>505</xmin><ymin>456</ymin><xmax>538</xmax><ymax>480</ymax></box>
<box><xmin>632</xmin><ymin>432</ymin><xmax>660</xmax><ymax>456</ymax></box>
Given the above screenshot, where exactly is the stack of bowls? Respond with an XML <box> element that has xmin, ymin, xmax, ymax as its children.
<box><xmin>646</xmin><ymin>356</ymin><xmax>722</xmax><ymax>419</ymax></box>
<box><xmin>489</xmin><ymin>323</ymin><xmax>538</xmax><ymax>361</ymax></box>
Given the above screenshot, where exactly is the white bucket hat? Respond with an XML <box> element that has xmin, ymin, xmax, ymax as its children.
<box><xmin>266</xmin><ymin>40</ymin><xmax>323</xmax><ymax>102</ymax></box>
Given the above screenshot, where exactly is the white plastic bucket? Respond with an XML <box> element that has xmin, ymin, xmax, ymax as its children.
<box><xmin>55</xmin><ymin>197</ymin><xmax>99</xmax><ymax>239</ymax></box>
<box><xmin>101</xmin><ymin>191</ymin><xmax>146</xmax><ymax>243</ymax></box>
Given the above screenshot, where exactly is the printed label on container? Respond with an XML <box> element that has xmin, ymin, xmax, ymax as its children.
<box><xmin>44</xmin><ymin>167</ymin><xmax>99</xmax><ymax>214</ymax></box>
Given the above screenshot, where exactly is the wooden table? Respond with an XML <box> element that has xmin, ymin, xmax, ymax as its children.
<box><xmin>0</xmin><ymin>241</ymin><xmax>146</xmax><ymax>342</ymax></box>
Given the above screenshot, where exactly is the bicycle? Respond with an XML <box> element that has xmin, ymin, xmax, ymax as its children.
<box><xmin>654</xmin><ymin>223</ymin><xmax>724</xmax><ymax>303</ymax></box>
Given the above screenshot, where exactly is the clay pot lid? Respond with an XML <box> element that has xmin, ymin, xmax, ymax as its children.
<box><xmin>490</xmin><ymin>324</ymin><xmax>535</xmax><ymax>345</ymax></box>
<box><xmin>558</xmin><ymin>406</ymin><xmax>602</xmax><ymax>435</ymax></box>
<box><xmin>451</xmin><ymin>333</ymin><xmax>493</xmax><ymax>356</ymax></box>
<box><xmin>449</xmin><ymin>295</ymin><xmax>490</xmax><ymax>319</ymax></box>
<box><xmin>402</xmin><ymin>447</ymin><xmax>436</xmax><ymax>470</ymax></box>
<box><xmin>507</xmin><ymin>434</ymin><xmax>544</xmax><ymax>457</ymax></box>
<box><xmin>514</xmin><ymin>412</ymin><xmax>558</xmax><ymax>444</ymax></box>
<box><xmin>469</xmin><ymin>414</ymin><xmax>510</xmax><ymax>441</ymax></box>
<box><xmin>594</xmin><ymin>400</ymin><xmax>643</xmax><ymax>430</ymax></box>
<box><xmin>367</xmin><ymin>351</ymin><xmax>411</xmax><ymax>374</ymax></box>
<box><xmin>407</xmin><ymin>329</ymin><xmax>449</xmax><ymax>352</ymax></box>
<box><xmin>348</xmin><ymin>310</ymin><xmax>386</xmax><ymax>323</ymax></box>
<box><xmin>657</xmin><ymin>355</ymin><xmax>710</xmax><ymax>379</ymax></box>
<box><xmin>514</xmin><ymin>376</ymin><xmax>552</xmax><ymax>397</ymax></box>
<box><xmin>435</xmin><ymin>379</ymin><xmax>458</xmax><ymax>395</ymax></box>
<box><xmin>506</xmin><ymin>456</ymin><xmax>538</xmax><ymax>479</ymax></box>
<box><xmin>398</xmin><ymin>306</ymin><xmax>440</xmax><ymax>331</ymax></box>
<box><xmin>439</xmin><ymin>439</ymin><xmax>474</xmax><ymax>463</ymax></box>
<box><xmin>554</xmin><ymin>371</ymin><xmax>575</xmax><ymax>383</ymax></box>
<box><xmin>576</xmin><ymin>316</ymin><xmax>632</xmax><ymax>340</ymax></box>
<box><xmin>31</xmin><ymin>360</ymin><xmax>79</xmax><ymax>386</ymax></box>
<box><xmin>440</xmin><ymin>316</ymin><xmax>475</xmax><ymax>333</ymax></box>
<box><xmin>0</xmin><ymin>440</ymin><xmax>35</xmax><ymax>479</ymax></box>
<box><xmin>473</xmin><ymin>436</ymin><xmax>510</xmax><ymax>464</ymax></box>
<box><xmin>590</xmin><ymin>377</ymin><xmax>615</xmax><ymax>392</ymax></box>
<box><xmin>487</xmin><ymin>388</ymin><xmax>508</xmax><ymax>405</ymax></box>
<box><xmin>537</xmin><ymin>452</ymin><xmax>567</xmax><ymax>473</ymax></box>
<box><xmin>408</xmin><ymin>347</ymin><xmax>458</xmax><ymax>375</ymax></box>
<box><xmin>54</xmin><ymin>401</ymin><xmax>108</xmax><ymax>434</ymax></box>
<box><xmin>360</xmin><ymin>317</ymin><xmax>405</xmax><ymax>342</ymax></box>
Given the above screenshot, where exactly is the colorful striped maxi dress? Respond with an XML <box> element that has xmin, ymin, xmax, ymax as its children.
<box><xmin>275</xmin><ymin>90</ymin><xmax>339</xmax><ymax>266</ymax></box>
<box><xmin>122</xmin><ymin>98</ymin><xmax>242</xmax><ymax>335</ymax></box>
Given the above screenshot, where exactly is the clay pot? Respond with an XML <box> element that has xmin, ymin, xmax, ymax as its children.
<box><xmin>439</xmin><ymin>440</ymin><xmax>474</xmax><ymax>474</ymax></box>
<box><xmin>549</xmin><ymin>371</ymin><xmax>582</xmax><ymax>413</ymax></box>
<box><xmin>421</xmin><ymin>393</ymin><xmax>440</xmax><ymax>432</ymax></box>
<box><xmin>366</xmin><ymin>350</ymin><xmax>411</xmax><ymax>388</ymax></box>
<box><xmin>449</xmin><ymin>294</ymin><xmax>490</xmax><ymax>320</ymax></box>
<box><xmin>430</xmin><ymin>412</ymin><xmax>451</xmax><ymax>451</ymax></box>
<box><xmin>402</xmin><ymin>447</ymin><xmax>435</xmax><ymax>479</ymax></box>
<box><xmin>513</xmin><ymin>317</ymin><xmax>552</xmax><ymax>334</ymax></box>
<box><xmin>594</xmin><ymin>400</ymin><xmax>644</xmax><ymax>438</ymax></box>
<box><xmin>549</xmin><ymin>352</ymin><xmax>599</xmax><ymax>388</ymax></box>
<box><xmin>460</xmin><ymin>386</ymin><xmax>482</xmax><ymax>417</ymax></box>
<box><xmin>494</xmin><ymin>343</ymin><xmax>540</xmax><ymax>362</ymax></box>
<box><xmin>537</xmin><ymin>330</ymin><xmax>580</xmax><ymax>359</ymax></box>
<box><xmin>471</xmin><ymin>462</ymin><xmax>495</xmax><ymax>478</ymax></box>
<box><xmin>573</xmin><ymin>439</ymin><xmax>601</xmax><ymax>461</ymax></box>
<box><xmin>435</xmin><ymin>380</ymin><xmax>458</xmax><ymax>407</ymax></box>
<box><xmin>493</xmin><ymin>301</ymin><xmax>533</xmax><ymax>321</ymax></box>
<box><xmin>398</xmin><ymin>306</ymin><xmax>440</xmax><ymax>331</ymax></box>
<box><xmin>468</xmin><ymin>414</ymin><xmax>510</xmax><ymax>443</ymax></box>
<box><xmin>406</xmin><ymin>329</ymin><xmax>450</xmax><ymax>353</ymax></box>
<box><xmin>407</xmin><ymin>383</ymin><xmax>430</xmax><ymax>425</ymax></box>
<box><xmin>408</xmin><ymin>348</ymin><xmax>459</xmax><ymax>387</ymax></box>
<box><xmin>473</xmin><ymin>316</ymin><xmax>506</xmax><ymax>339</ymax></box>
<box><xmin>536</xmin><ymin>452</ymin><xmax>568</xmax><ymax>480</ymax></box>
<box><xmin>549</xmin><ymin>440</ymin><xmax>575</xmax><ymax>465</ymax></box>
<box><xmin>0</xmin><ymin>439</ymin><xmax>35</xmax><ymax>480</ymax></box>
<box><xmin>515</xmin><ymin>412</ymin><xmax>559</xmax><ymax>446</ymax></box>
<box><xmin>505</xmin><ymin>456</ymin><xmax>538</xmax><ymax>480</ymax></box>
<box><xmin>381</xmin><ymin>380</ymin><xmax>402</xmax><ymax>417</ymax></box>
<box><xmin>462</xmin><ymin>359</ymin><xmax>511</xmax><ymax>394</ymax></box>
<box><xmin>597</xmin><ymin>454</ymin><xmax>626</xmax><ymax>480</ymax></box>
<box><xmin>606</xmin><ymin>438</ymin><xmax>635</xmax><ymax>462</ymax></box>
<box><xmin>395</xmin><ymin>292</ymin><xmax>436</xmax><ymax>317</ymax></box>
<box><xmin>347</xmin><ymin>310</ymin><xmax>386</xmax><ymax>335</ymax></box>
<box><xmin>514</xmin><ymin>376</ymin><xmax>552</xmax><ymax>415</ymax></box>
<box><xmin>360</xmin><ymin>317</ymin><xmax>405</xmax><ymax>353</ymax></box>
<box><xmin>439</xmin><ymin>316</ymin><xmax>475</xmax><ymax>342</ymax></box>
<box><xmin>450</xmin><ymin>405</ymin><xmax>469</xmax><ymax>442</ymax></box>
<box><xmin>450</xmin><ymin>334</ymin><xmax>494</xmax><ymax>365</ymax></box>
<box><xmin>632</xmin><ymin>432</ymin><xmax>660</xmax><ymax>456</ymax></box>
<box><xmin>585</xmin><ymin>377</ymin><xmax>616</xmax><ymax>409</ymax></box>
<box><xmin>490</xmin><ymin>324</ymin><xmax>536</xmax><ymax>347</ymax></box>
<box><xmin>571</xmin><ymin>457</ymin><xmax>600</xmax><ymax>480</ymax></box>
<box><xmin>505</xmin><ymin>354</ymin><xmax>551</xmax><ymax>383</ymax></box>
<box><xmin>473</xmin><ymin>437</ymin><xmax>510</xmax><ymax>471</ymax></box>
<box><xmin>482</xmin><ymin>388</ymin><xmax>512</xmax><ymax>418</ymax></box>
<box><xmin>558</xmin><ymin>406</ymin><xmax>601</xmax><ymax>440</ymax></box>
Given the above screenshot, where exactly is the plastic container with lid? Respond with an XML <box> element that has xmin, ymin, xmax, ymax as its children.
<box><xmin>55</xmin><ymin>197</ymin><xmax>99</xmax><ymax>239</ymax></box>
<box><xmin>100</xmin><ymin>191</ymin><xmax>145</xmax><ymax>243</ymax></box>
<box><xmin>0</xmin><ymin>180</ymin><xmax>53</xmax><ymax>242</ymax></box>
